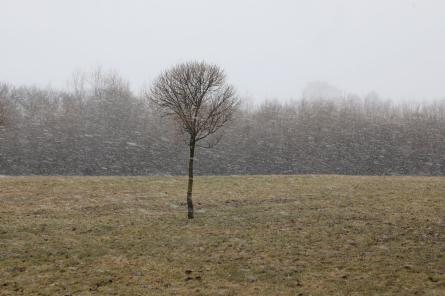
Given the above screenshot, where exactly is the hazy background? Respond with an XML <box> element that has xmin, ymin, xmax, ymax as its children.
<box><xmin>1</xmin><ymin>0</ymin><xmax>445</xmax><ymax>101</ymax></box>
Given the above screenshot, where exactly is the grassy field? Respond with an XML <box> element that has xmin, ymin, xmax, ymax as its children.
<box><xmin>0</xmin><ymin>175</ymin><xmax>444</xmax><ymax>295</ymax></box>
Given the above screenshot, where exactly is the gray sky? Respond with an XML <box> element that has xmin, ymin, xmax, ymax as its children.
<box><xmin>1</xmin><ymin>0</ymin><xmax>445</xmax><ymax>101</ymax></box>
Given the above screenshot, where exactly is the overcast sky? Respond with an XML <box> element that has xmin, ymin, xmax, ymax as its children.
<box><xmin>1</xmin><ymin>0</ymin><xmax>445</xmax><ymax>101</ymax></box>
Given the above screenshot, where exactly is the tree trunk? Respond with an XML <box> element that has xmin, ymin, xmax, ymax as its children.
<box><xmin>187</xmin><ymin>136</ymin><xmax>196</xmax><ymax>219</ymax></box>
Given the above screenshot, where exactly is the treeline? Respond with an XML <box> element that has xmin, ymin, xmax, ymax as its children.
<box><xmin>1</xmin><ymin>71</ymin><xmax>444</xmax><ymax>176</ymax></box>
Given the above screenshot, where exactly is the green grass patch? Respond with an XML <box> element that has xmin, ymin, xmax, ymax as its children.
<box><xmin>0</xmin><ymin>175</ymin><xmax>444</xmax><ymax>295</ymax></box>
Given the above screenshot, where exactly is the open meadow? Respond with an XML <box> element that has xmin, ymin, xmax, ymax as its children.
<box><xmin>0</xmin><ymin>175</ymin><xmax>444</xmax><ymax>295</ymax></box>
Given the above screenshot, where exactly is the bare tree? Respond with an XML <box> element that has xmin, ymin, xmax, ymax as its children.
<box><xmin>149</xmin><ymin>61</ymin><xmax>239</xmax><ymax>219</ymax></box>
<box><xmin>0</xmin><ymin>84</ymin><xmax>9</xmax><ymax>126</ymax></box>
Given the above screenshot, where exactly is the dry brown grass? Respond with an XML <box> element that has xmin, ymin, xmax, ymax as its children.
<box><xmin>0</xmin><ymin>175</ymin><xmax>444</xmax><ymax>295</ymax></box>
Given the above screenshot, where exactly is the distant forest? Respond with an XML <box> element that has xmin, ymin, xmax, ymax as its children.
<box><xmin>1</xmin><ymin>71</ymin><xmax>444</xmax><ymax>176</ymax></box>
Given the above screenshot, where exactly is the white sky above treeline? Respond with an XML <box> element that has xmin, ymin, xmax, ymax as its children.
<box><xmin>1</xmin><ymin>0</ymin><xmax>445</xmax><ymax>102</ymax></box>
